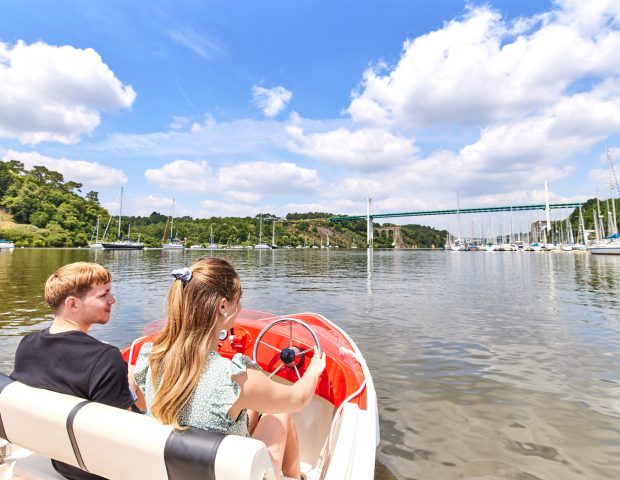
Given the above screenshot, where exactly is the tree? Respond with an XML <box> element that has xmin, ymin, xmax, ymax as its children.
<box><xmin>85</xmin><ymin>191</ymin><xmax>100</xmax><ymax>204</ymax></box>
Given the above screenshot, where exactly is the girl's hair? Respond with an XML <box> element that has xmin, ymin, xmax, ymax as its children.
<box><xmin>148</xmin><ymin>257</ymin><xmax>241</xmax><ymax>429</ymax></box>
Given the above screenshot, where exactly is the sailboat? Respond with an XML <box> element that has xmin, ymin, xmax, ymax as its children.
<box><xmin>254</xmin><ymin>214</ymin><xmax>271</xmax><ymax>249</ymax></box>
<box><xmin>162</xmin><ymin>199</ymin><xmax>184</xmax><ymax>250</ymax></box>
<box><xmin>100</xmin><ymin>187</ymin><xmax>145</xmax><ymax>250</ymax></box>
<box><xmin>88</xmin><ymin>217</ymin><xmax>104</xmax><ymax>249</ymax></box>
<box><xmin>589</xmin><ymin>150</ymin><xmax>620</xmax><ymax>255</ymax></box>
<box><xmin>0</xmin><ymin>212</ymin><xmax>14</xmax><ymax>249</ymax></box>
<box><xmin>270</xmin><ymin>220</ymin><xmax>278</xmax><ymax>249</ymax></box>
<box><xmin>206</xmin><ymin>224</ymin><xmax>218</xmax><ymax>250</ymax></box>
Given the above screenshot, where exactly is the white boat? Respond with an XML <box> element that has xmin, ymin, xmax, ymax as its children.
<box><xmin>205</xmin><ymin>225</ymin><xmax>218</xmax><ymax>250</ymax></box>
<box><xmin>162</xmin><ymin>199</ymin><xmax>184</xmax><ymax>250</ymax></box>
<box><xmin>0</xmin><ymin>311</ymin><xmax>378</xmax><ymax>480</ymax></box>
<box><xmin>484</xmin><ymin>243</ymin><xmax>498</xmax><ymax>252</ymax></box>
<box><xmin>88</xmin><ymin>217</ymin><xmax>104</xmax><ymax>249</ymax></box>
<box><xmin>255</xmin><ymin>215</ymin><xmax>271</xmax><ymax>249</ymax></box>
<box><xmin>589</xmin><ymin>151</ymin><xmax>620</xmax><ymax>254</ymax></box>
<box><xmin>588</xmin><ymin>239</ymin><xmax>620</xmax><ymax>254</ymax></box>
<box><xmin>0</xmin><ymin>240</ymin><xmax>14</xmax><ymax>249</ymax></box>
<box><xmin>189</xmin><ymin>244</ymin><xmax>205</xmax><ymax>250</ymax></box>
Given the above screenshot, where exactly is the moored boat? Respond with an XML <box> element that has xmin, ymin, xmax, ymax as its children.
<box><xmin>0</xmin><ymin>239</ymin><xmax>14</xmax><ymax>249</ymax></box>
<box><xmin>588</xmin><ymin>240</ymin><xmax>620</xmax><ymax>255</ymax></box>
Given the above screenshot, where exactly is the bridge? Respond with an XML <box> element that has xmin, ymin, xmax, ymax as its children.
<box><xmin>329</xmin><ymin>200</ymin><xmax>584</xmax><ymax>248</ymax></box>
<box><xmin>329</xmin><ymin>203</ymin><xmax>582</xmax><ymax>222</ymax></box>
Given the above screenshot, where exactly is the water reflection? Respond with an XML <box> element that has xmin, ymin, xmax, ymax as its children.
<box><xmin>1</xmin><ymin>249</ymin><xmax>620</xmax><ymax>479</ymax></box>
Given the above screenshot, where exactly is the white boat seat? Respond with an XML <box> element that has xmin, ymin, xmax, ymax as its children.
<box><xmin>0</xmin><ymin>373</ymin><xmax>275</xmax><ymax>480</ymax></box>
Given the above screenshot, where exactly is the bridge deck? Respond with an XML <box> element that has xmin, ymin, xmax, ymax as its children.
<box><xmin>329</xmin><ymin>203</ymin><xmax>582</xmax><ymax>222</ymax></box>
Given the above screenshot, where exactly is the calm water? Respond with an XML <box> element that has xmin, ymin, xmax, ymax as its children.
<box><xmin>1</xmin><ymin>248</ymin><xmax>619</xmax><ymax>479</ymax></box>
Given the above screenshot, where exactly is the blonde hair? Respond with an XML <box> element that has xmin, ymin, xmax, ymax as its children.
<box><xmin>149</xmin><ymin>257</ymin><xmax>241</xmax><ymax>429</ymax></box>
<box><xmin>45</xmin><ymin>262</ymin><xmax>112</xmax><ymax>312</ymax></box>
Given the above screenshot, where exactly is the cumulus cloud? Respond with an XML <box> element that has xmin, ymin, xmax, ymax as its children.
<box><xmin>286</xmin><ymin>125</ymin><xmax>418</xmax><ymax>171</ymax></box>
<box><xmin>2</xmin><ymin>150</ymin><xmax>127</xmax><ymax>188</ymax></box>
<box><xmin>144</xmin><ymin>160</ymin><xmax>215</xmax><ymax>192</ymax></box>
<box><xmin>144</xmin><ymin>159</ymin><xmax>320</xmax><ymax>197</ymax></box>
<box><xmin>219</xmin><ymin>161</ymin><xmax>320</xmax><ymax>192</ymax></box>
<box><xmin>346</xmin><ymin>3</ymin><xmax>620</xmax><ymax>129</ymax></box>
<box><xmin>252</xmin><ymin>85</ymin><xmax>293</xmax><ymax>118</ymax></box>
<box><xmin>0</xmin><ymin>40</ymin><xmax>136</xmax><ymax>145</ymax></box>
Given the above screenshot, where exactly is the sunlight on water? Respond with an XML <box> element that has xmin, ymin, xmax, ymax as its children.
<box><xmin>1</xmin><ymin>248</ymin><xmax>620</xmax><ymax>479</ymax></box>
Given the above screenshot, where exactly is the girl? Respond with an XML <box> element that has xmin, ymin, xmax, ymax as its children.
<box><xmin>134</xmin><ymin>257</ymin><xmax>325</xmax><ymax>480</ymax></box>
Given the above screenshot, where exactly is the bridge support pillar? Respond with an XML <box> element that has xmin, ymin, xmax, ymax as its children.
<box><xmin>367</xmin><ymin>197</ymin><xmax>373</xmax><ymax>248</ymax></box>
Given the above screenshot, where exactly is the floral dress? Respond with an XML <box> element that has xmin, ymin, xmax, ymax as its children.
<box><xmin>134</xmin><ymin>343</ymin><xmax>260</xmax><ymax>436</ymax></box>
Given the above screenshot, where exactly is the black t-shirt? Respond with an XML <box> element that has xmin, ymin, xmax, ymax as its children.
<box><xmin>11</xmin><ymin>328</ymin><xmax>135</xmax><ymax>480</ymax></box>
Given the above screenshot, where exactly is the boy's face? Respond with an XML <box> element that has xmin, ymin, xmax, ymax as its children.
<box><xmin>75</xmin><ymin>282</ymin><xmax>116</xmax><ymax>325</ymax></box>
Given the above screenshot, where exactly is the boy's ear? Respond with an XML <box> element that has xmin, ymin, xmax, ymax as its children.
<box><xmin>64</xmin><ymin>296</ymin><xmax>79</xmax><ymax>311</ymax></box>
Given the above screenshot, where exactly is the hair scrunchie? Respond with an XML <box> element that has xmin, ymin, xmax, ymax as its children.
<box><xmin>171</xmin><ymin>267</ymin><xmax>192</xmax><ymax>285</ymax></box>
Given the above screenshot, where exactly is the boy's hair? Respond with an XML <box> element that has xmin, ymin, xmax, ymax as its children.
<box><xmin>45</xmin><ymin>262</ymin><xmax>112</xmax><ymax>312</ymax></box>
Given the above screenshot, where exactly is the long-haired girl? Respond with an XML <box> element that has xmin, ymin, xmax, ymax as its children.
<box><xmin>134</xmin><ymin>257</ymin><xmax>325</xmax><ymax>480</ymax></box>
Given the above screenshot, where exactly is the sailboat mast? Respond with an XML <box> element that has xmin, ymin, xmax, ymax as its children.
<box><xmin>456</xmin><ymin>191</ymin><xmax>462</xmax><ymax>242</ymax></box>
<box><xmin>117</xmin><ymin>186</ymin><xmax>123</xmax><ymax>240</ymax></box>
<box><xmin>170</xmin><ymin>199</ymin><xmax>175</xmax><ymax>242</ymax></box>
<box><xmin>579</xmin><ymin>205</ymin><xmax>586</xmax><ymax>246</ymax></box>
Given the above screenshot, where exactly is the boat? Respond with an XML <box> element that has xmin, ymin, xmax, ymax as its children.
<box><xmin>589</xmin><ymin>151</ymin><xmax>620</xmax><ymax>255</ymax></box>
<box><xmin>189</xmin><ymin>244</ymin><xmax>205</xmax><ymax>250</ymax></box>
<box><xmin>162</xmin><ymin>199</ymin><xmax>184</xmax><ymax>250</ymax></box>
<box><xmin>88</xmin><ymin>217</ymin><xmax>103</xmax><ymax>249</ymax></box>
<box><xmin>0</xmin><ymin>214</ymin><xmax>15</xmax><ymax>249</ymax></box>
<box><xmin>270</xmin><ymin>220</ymin><xmax>279</xmax><ymax>249</ymax></box>
<box><xmin>100</xmin><ymin>187</ymin><xmax>144</xmax><ymax>250</ymax></box>
<box><xmin>0</xmin><ymin>239</ymin><xmax>14</xmax><ymax>250</ymax></box>
<box><xmin>254</xmin><ymin>214</ymin><xmax>271</xmax><ymax>249</ymax></box>
<box><xmin>588</xmin><ymin>240</ymin><xmax>620</xmax><ymax>254</ymax></box>
<box><xmin>206</xmin><ymin>225</ymin><xmax>218</xmax><ymax>250</ymax></box>
<box><xmin>0</xmin><ymin>310</ymin><xmax>379</xmax><ymax>480</ymax></box>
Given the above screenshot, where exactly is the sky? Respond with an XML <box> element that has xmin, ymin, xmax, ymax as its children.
<box><xmin>1</xmin><ymin>0</ymin><xmax>620</xmax><ymax>232</ymax></box>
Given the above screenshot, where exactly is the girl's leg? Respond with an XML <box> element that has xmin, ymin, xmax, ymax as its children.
<box><xmin>252</xmin><ymin>413</ymin><xmax>300</xmax><ymax>480</ymax></box>
<box><xmin>281</xmin><ymin>414</ymin><xmax>301</xmax><ymax>479</ymax></box>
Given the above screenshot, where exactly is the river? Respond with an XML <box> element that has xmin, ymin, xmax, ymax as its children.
<box><xmin>1</xmin><ymin>248</ymin><xmax>619</xmax><ymax>479</ymax></box>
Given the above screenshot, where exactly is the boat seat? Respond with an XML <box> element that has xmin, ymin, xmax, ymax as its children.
<box><xmin>0</xmin><ymin>373</ymin><xmax>275</xmax><ymax>480</ymax></box>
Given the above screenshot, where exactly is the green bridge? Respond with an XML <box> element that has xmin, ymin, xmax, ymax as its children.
<box><xmin>329</xmin><ymin>202</ymin><xmax>583</xmax><ymax>222</ymax></box>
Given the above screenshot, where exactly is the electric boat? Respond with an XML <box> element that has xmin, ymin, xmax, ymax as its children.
<box><xmin>0</xmin><ymin>311</ymin><xmax>379</xmax><ymax>480</ymax></box>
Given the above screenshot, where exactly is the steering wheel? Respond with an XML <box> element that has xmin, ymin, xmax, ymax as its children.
<box><xmin>252</xmin><ymin>317</ymin><xmax>322</xmax><ymax>380</ymax></box>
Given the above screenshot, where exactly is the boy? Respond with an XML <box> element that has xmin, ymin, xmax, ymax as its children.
<box><xmin>12</xmin><ymin>262</ymin><xmax>135</xmax><ymax>480</ymax></box>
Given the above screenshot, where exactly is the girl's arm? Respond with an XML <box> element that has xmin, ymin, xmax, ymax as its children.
<box><xmin>231</xmin><ymin>348</ymin><xmax>325</xmax><ymax>416</ymax></box>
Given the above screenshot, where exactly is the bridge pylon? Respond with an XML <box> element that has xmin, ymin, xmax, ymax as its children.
<box><xmin>367</xmin><ymin>198</ymin><xmax>373</xmax><ymax>248</ymax></box>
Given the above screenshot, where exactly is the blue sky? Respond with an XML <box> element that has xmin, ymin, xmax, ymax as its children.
<box><xmin>1</xmin><ymin>0</ymin><xmax>619</xmax><ymax>231</ymax></box>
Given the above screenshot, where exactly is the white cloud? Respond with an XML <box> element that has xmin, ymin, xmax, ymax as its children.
<box><xmin>286</xmin><ymin>125</ymin><xmax>417</xmax><ymax>171</ymax></box>
<box><xmin>168</xmin><ymin>28</ymin><xmax>226</xmax><ymax>60</ymax></box>
<box><xmin>198</xmin><ymin>199</ymin><xmax>266</xmax><ymax>218</ymax></box>
<box><xmin>252</xmin><ymin>85</ymin><xmax>293</xmax><ymax>118</ymax></box>
<box><xmin>144</xmin><ymin>159</ymin><xmax>320</xmax><ymax>196</ymax></box>
<box><xmin>2</xmin><ymin>150</ymin><xmax>127</xmax><ymax>188</ymax></box>
<box><xmin>346</xmin><ymin>4</ymin><xmax>620</xmax><ymax>129</ymax></box>
<box><xmin>0</xmin><ymin>40</ymin><xmax>136</xmax><ymax>145</ymax></box>
<box><xmin>219</xmin><ymin>161</ymin><xmax>320</xmax><ymax>193</ymax></box>
<box><xmin>169</xmin><ymin>116</ymin><xmax>190</xmax><ymax>130</ymax></box>
<box><xmin>144</xmin><ymin>160</ymin><xmax>215</xmax><ymax>192</ymax></box>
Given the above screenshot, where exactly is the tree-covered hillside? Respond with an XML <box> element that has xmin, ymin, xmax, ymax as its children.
<box><xmin>0</xmin><ymin>161</ymin><xmax>110</xmax><ymax>247</ymax></box>
<box><xmin>0</xmin><ymin>160</ymin><xmax>452</xmax><ymax>248</ymax></box>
